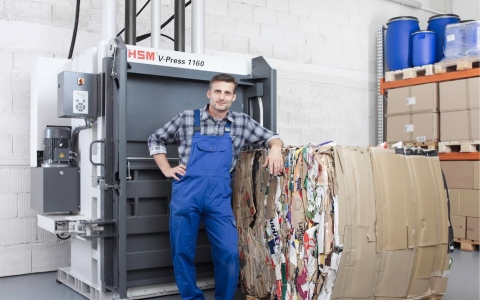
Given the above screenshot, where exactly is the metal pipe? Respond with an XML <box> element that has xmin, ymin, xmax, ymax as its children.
<box><xmin>101</xmin><ymin>0</ymin><xmax>116</xmax><ymax>42</ymax></box>
<box><xmin>174</xmin><ymin>0</ymin><xmax>185</xmax><ymax>52</ymax></box>
<box><xmin>125</xmin><ymin>0</ymin><xmax>136</xmax><ymax>45</ymax></box>
<box><xmin>192</xmin><ymin>0</ymin><xmax>205</xmax><ymax>54</ymax></box>
<box><xmin>151</xmin><ymin>0</ymin><xmax>161</xmax><ymax>48</ymax></box>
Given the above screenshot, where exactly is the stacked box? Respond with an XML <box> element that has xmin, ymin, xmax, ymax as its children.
<box><xmin>442</xmin><ymin>160</ymin><xmax>480</xmax><ymax>240</ymax></box>
<box><xmin>386</xmin><ymin>83</ymin><xmax>439</xmax><ymax>143</ymax></box>
<box><xmin>234</xmin><ymin>146</ymin><xmax>450</xmax><ymax>299</ymax></box>
<box><xmin>440</xmin><ymin>77</ymin><xmax>480</xmax><ymax>141</ymax></box>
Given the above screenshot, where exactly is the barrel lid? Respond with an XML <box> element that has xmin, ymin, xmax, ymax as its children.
<box><xmin>388</xmin><ymin>16</ymin><xmax>419</xmax><ymax>24</ymax></box>
<box><xmin>428</xmin><ymin>14</ymin><xmax>460</xmax><ymax>22</ymax></box>
<box><xmin>461</xmin><ymin>20</ymin><xmax>475</xmax><ymax>23</ymax></box>
<box><xmin>412</xmin><ymin>30</ymin><xmax>435</xmax><ymax>35</ymax></box>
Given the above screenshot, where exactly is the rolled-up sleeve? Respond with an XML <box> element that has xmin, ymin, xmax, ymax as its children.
<box><xmin>245</xmin><ymin>116</ymin><xmax>282</xmax><ymax>148</ymax></box>
<box><xmin>265</xmin><ymin>134</ymin><xmax>282</xmax><ymax>148</ymax></box>
<box><xmin>148</xmin><ymin>113</ymin><xmax>183</xmax><ymax>156</ymax></box>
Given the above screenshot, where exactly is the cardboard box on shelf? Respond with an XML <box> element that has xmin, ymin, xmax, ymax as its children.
<box><xmin>387</xmin><ymin>83</ymin><xmax>438</xmax><ymax>115</ymax></box>
<box><xmin>440</xmin><ymin>77</ymin><xmax>480</xmax><ymax>112</ymax></box>
<box><xmin>460</xmin><ymin>189</ymin><xmax>480</xmax><ymax>218</ymax></box>
<box><xmin>449</xmin><ymin>189</ymin><xmax>461</xmax><ymax>215</ymax></box>
<box><xmin>451</xmin><ymin>215</ymin><xmax>467</xmax><ymax>239</ymax></box>
<box><xmin>466</xmin><ymin>217</ymin><xmax>479</xmax><ymax>240</ymax></box>
<box><xmin>471</xmin><ymin>161</ymin><xmax>478</xmax><ymax>186</ymax></box>
<box><xmin>440</xmin><ymin>109</ymin><xmax>480</xmax><ymax>142</ymax></box>
<box><xmin>387</xmin><ymin>113</ymin><xmax>439</xmax><ymax>143</ymax></box>
<box><xmin>441</xmin><ymin>161</ymin><xmax>480</xmax><ymax>190</ymax></box>
<box><xmin>449</xmin><ymin>189</ymin><xmax>480</xmax><ymax>218</ymax></box>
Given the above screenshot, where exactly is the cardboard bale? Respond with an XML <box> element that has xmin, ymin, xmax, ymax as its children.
<box><xmin>440</xmin><ymin>77</ymin><xmax>480</xmax><ymax>112</ymax></box>
<box><xmin>387</xmin><ymin>83</ymin><xmax>438</xmax><ymax>115</ymax></box>
<box><xmin>386</xmin><ymin>113</ymin><xmax>439</xmax><ymax>143</ymax></box>
<box><xmin>235</xmin><ymin>146</ymin><xmax>450</xmax><ymax>300</ymax></box>
<box><xmin>450</xmin><ymin>215</ymin><xmax>467</xmax><ymax>239</ymax></box>
<box><xmin>466</xmin><ymin>217</ymin><xmax>480</xmax><ymax>240</ymax></box>
<box><xmin>440</xmin><ymin>109</ymin><xmax>480</xmax><ymax>141</ymax></box>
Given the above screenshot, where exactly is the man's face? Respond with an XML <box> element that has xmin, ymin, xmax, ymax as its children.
<box><xmin>207</xmin><ymin>81</ymin><xmax>236</xmax><ymax>113</ymax></box>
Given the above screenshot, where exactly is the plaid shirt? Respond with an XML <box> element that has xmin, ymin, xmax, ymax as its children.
<box><xmin>148</xmin><ymin>105</ymin><xmax>281</xmax><ymax>171</ymax></box>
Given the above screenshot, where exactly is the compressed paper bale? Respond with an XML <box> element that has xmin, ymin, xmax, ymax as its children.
<box><xmin>234</xmin><ymin>146</ymin><xmax>450</xmax><ymax>300</ymax></box>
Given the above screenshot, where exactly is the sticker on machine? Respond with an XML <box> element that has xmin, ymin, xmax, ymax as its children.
<box><xmin>416</xmin><ymin>136</ymin><xmax>426</xmax><ymax>142</ymax></box>
<box><xmin>404</xmin><ymin>124</ymin><xmax>414</xmax><ymax>132</ymax></box>
<box><xmin>125</xmin><ymin>45</ymin><xmax>249</xmax><ymax>74</ymax></box>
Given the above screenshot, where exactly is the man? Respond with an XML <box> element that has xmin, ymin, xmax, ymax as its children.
<box><xmin>148</xmin><ymin>73</ymin><xmax>283</xmax><ymax>300</ymax></box>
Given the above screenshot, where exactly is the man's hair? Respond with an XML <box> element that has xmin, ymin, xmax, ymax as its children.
<box><xmin>209</xmin><ymin>73</ymin><xmax>237</xmax><ymax>93</ymax></box>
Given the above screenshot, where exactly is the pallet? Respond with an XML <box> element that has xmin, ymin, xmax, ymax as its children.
<box><xmin>434</xmin><ymin>56</ymin><xmax>480</xmax><ymax>74</ymax></box>
<box><xmin>438</xmin><ymin>140</ymin><xmax>480</xmax><ymax>153</ymax></box>
<box><xmin>58</xmin><ymin>267</ymin><xmax>114</xmax><ymax>300</ymax></box>
<box><xmin>454</xmin><ymin>238</ymin><xmax>480</xmax><ymax>252</ymax></box>
<box><xmin>385</xmin><ymin>65</ymin><xmax>434</xmax><ymax>82</ymax></box>
<box><xmin>404</xmin><ymin>141</ymin><xmax>438</xmax><ymax>150</ymax></box>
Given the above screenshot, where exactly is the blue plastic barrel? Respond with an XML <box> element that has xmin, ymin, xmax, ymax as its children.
<box><xmin>386</xmin><ymin>16</ymin><xmax>420</xmax><ymax>71</ymax></box>
<box><xmin>412</xmin><ymin>31</ymin><xmax>436</xmax><ymax>66</ymax></box>
<box><xmin>427</xmin><ymin>14</ymin><xmax>460</xmax><ymax>62</ymax></box>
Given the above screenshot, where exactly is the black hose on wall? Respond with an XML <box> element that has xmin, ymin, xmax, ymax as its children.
<box><xmin>68</xmin><ymin>0</ymin><xmax>81</xmax><ymax>59</ymax></box>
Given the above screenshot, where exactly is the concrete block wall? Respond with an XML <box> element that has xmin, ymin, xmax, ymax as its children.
<box><xmin>452</xmin><ymin>0</ymin><xmax>480</xmax><ymax>20</ymax></box>
<box><xmin>0</xmin><ymin>167</ymin><xmax>70</xmax><ymax>276</ymax></box>
<box><xmin>0</xmin><ymin>0</ymin><xmax>453</xmax><ymax>276</ymax></box>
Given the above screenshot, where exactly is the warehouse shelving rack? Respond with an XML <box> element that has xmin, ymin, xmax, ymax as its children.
<box><xmin>376</xmin><ymin>26</ymin><xmax>480</xmax><ymax>161</ymax></box>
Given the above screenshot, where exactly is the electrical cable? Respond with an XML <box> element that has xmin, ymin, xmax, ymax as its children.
<box><xmin>137</xmin><ymin>33</ymin><xmax>174</xmax><ymax>43</ymax></box>
<box><xmin>56</xmin><ymin>233</ymin><xmax>71</xmax><ymax>240</ymax></box>
<box><xmin>117</xmin><ymin>0</ymin><xmax>151</xmax><ymax>37</ymax></box>
<box><xmin>136</xmin><ymin>1</ymin><xmax>192</xmax><ymax>43</ymax></box>
<box><xmin>70</xmin><ymin>119</ymin><xmax>92</xmax><ymax>160</ymax></box>
<box><xmin>68</xmin><ymin>0</ymin><xmax>81</xmax><ymax>59</ymax></box>
<box><xmin>161</xmin><ymin>34</ymin><xmax>175</xmax><ymax>42</ymax></box>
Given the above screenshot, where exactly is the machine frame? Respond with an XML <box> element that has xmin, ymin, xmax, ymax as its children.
<box><xmin>31</xmin><ymin>37</ymin><xmax>277</xmax><ymax>300</ymax></box>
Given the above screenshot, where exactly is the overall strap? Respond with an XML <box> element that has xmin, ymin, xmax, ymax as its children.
<box><xmin>194</xmin><ymin>109</ymin><xmax>201</xmax><ymax>133</ymax></box>
<box><xmin>224</xmin><ymin>120</ymin><xmax>231</xmax><ymax>136</ymax></box>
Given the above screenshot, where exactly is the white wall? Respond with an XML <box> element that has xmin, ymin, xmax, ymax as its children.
<box><xmin>452</xmin><ymin>0</ymin><xmax>480</xmax><ymax>20</ymax></box>
<box><xmin>0</xmin><ymin>0</ymin><xmax>450</xmax><ymax>276</ymax></box>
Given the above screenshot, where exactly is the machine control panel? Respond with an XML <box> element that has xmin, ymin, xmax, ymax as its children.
<box><xmin>73</xmin><ymin>90</ymin><xmax>88</xmax><ymax>114</ymax></box>
<box><xmin>58</xmin><ymin>71</ymin><xmax>98</xmax><ymax>118</ymax></box>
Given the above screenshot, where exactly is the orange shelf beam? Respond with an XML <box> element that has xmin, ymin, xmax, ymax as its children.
<box><xmin>439</xmin><ymin>152</ymin><xmax>480</xmax><ymax>161</ymax></box>
<box><xmin>380</xmin><ymin>68</ymin><xmax>480</xmax><ymax>94</ymax></box>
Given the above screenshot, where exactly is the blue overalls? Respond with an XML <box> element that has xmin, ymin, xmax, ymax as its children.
<box><xmin>169</xmin><ymin>110</ymin><xmax>239</xmax><ymax>300</ymax></box>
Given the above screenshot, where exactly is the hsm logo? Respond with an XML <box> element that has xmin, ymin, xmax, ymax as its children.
<box><xmin>128</xmin><ymin>49</ymin><xmax>155</xmax><ymax>61</ymax></box>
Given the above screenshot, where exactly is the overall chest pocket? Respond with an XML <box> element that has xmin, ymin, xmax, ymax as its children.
<box><xmin>189</xmin><ymin>139</ymin><xmax>231</xmax><ymax>173</ymax></box>
<box><xmin>196</xmin><ymin>141</ymin><xmax>226</xmax><ymax>152</ymax></box>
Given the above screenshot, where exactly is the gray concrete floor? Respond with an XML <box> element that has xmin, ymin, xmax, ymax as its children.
<box><xmin>0</xmin><ymin>245</ymin><xmax>478</xmax><ymax>300</ymax></box>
